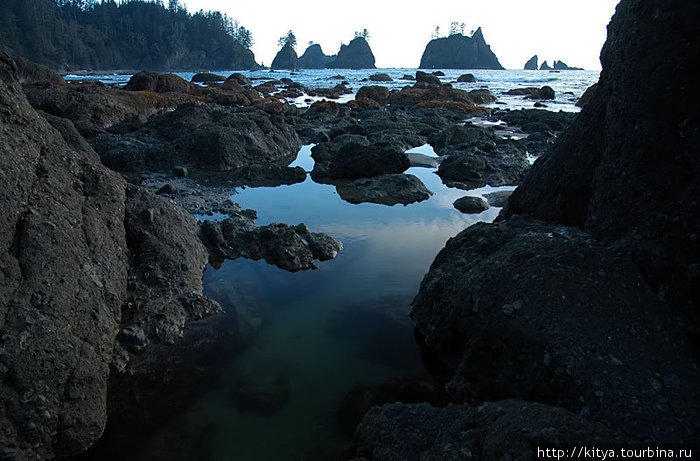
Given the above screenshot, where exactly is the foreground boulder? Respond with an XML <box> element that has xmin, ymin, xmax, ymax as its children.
<box><xmin>335</xmin><ymin>174</ymin><xmax>432</xmax><ymax>206</ymax></box>
<box><xmin>0</xmin><ymin>52</ymin><xmax>220</xmax><ymax>459</ymax></box>
<box><xmin>412</xmin><ymin>216</ymin><xmax>700</xmax><ymax>442</ymax></box>
<box><xmin>125</xmin><ymin>71</ymin><xmax>196</xmax><ymax>93</ymax></box>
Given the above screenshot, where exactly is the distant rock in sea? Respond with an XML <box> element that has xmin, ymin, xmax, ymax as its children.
<box><xmin>271</xmin><ymin>43</ymin><xmax>299</xmax><ymax>70</ymax></box>
<box><xmin>540</xmin><ymin>60</ymin><xmax>552</xmax><ymax>70</ymax></box>
<box><xmin>330</xmin><ymin>37</ymin><xmax>376</xmax><ymax>69</ymax></box>
<box><xmin>553</xmin><ymin>59</ymin><xmax>583</xmax><ymax>70</ymax></box>
<box><xmin>419</xmin><ymin>28</ymin><xmax>504</xmax><ymax>70</ymax></box>
<box><xmin>524</xmin><ymin>55</ymin><xmax>538</xmax><ymax>70</ymax></box>
<box><xmin>298</xmin><ymin>44</ymin><xmax>333</xmax><ymax>69</ymax></box>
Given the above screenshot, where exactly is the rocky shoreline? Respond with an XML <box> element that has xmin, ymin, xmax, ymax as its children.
<box><xmin>1</xmin><ymin>0</ymin><xmax>698</xmax><ymax>457</ymax></box>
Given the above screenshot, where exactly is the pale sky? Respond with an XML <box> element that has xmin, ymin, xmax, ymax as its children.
<box><xmin>180</xmin><ymin>0</ymin><xmax>620</xmax><ymax>70</ymax></box>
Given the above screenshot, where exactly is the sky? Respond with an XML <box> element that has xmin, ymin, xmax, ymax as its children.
<box><xmin>179</xmin><ymin>0</ymin><xmax>620</xmax><ymax>70</ymax></box>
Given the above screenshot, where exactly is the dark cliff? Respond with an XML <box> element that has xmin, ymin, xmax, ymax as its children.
<box><xmin>419</xmin><ymin>28</ymin><xmax>504</xmax><ymax>70</ymax></box>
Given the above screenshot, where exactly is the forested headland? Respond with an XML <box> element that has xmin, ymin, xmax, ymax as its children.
<box><xmin>0</xmin><ymin>0</ymin><xmax>259</xmax><ymax>71</ymax></box>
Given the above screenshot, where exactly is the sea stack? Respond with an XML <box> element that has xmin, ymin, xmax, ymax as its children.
<box><xmin>271</xmin><ymin>43</ymin><xmax>298</xmax><ymax>70</ymax></box>
<box><xmin>524</xmin><ymin>55</ymin><xmax>538</xmax><ymax>70</ymax></box>
<box><xmin>330</xmin><ymin>37</ymin><xmax>376</xmax><ymax>69</ymax></box>
<box><xmin>298</xmin><ymin>44</ymin><xmax>333</xmax><ymax>69</ymax></box>
<box><xmin>419</xmin><ymin>27</ymin><xmax>504</xmax><ymax>69</ymax></box>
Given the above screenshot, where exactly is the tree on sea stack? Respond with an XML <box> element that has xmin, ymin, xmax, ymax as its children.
<box><xmin>278</xmin><ymin>30</ymin><xmax>297</xmax><ymax>50</ymax></box>
<box><xmin>354</xmin><ymin>29</ymin><xmax>370</xmax><ymax>41</ymax></box>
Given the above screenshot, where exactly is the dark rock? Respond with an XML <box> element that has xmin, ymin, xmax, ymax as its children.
<box><xmin>412</xmin><ymin>215</ymin><xmax>700</xmax><ymax>442</ymax></box>
<box><xmin>330</xmin><ymin>37</ymin><xmax>376</xmax><ymax>69</ymax></box>
<box><xmin>507</xmin><ymin>0</ymin><xmax>700</xmax><ymax>325</ymax></box>
<box><xmin>321</xmin><ymin>142</ymin><xmax>411</xmax><ymax>179</ymax></box>
<box><xmin>356</xmin><ymin>85</ymin><xmax>390</xmax><ymax>105</ymax></box>
<box><xmin>453</xmin><ymin>195</ymin><xmax>489</xmax><ymax>213</ymax></box>
<box><xmin>466</xmin><ymin>89</ymin><xmax>496</xmax><ymax>104</ymax></box>
<box><xmin>524</xmin><ymin>54</ymin><xmax>538</xmax><ymax>70</ymax></box>
<box><xmin>456</xmin><ymin>73</ymin><xmax>476</xmax><ymax>83</ymax></box>
<box><xmin>540</xmin><ymin>60</ymin><xmax>552</xmax><ymax>70</ymax></box>
<box><xmin>336</xmin><ymin>174</ymin><xmax>432</xmax><ymax>206</ymax></box>
<box><xmin>271</xmin><ymin>43</ymin><xmax>299</xmax><ymax>70</ymax></box>
<box><xmin>234</xmin><ymin>370</ymin><xmax>292</xmax><ymax>413</ymax></box>
<box><xmin>156</xmin><ymin>184</ymin><xmax>174</xmax><ymax>194</ymax></box>
<box><xmin>436</xmin><ymin>140</ymin><xmax>529</xmax><ymax>188</ymax></box>
<box><xmin>415</xmin><ymin>71</ymin><xmax>441</xmax><ymax>87</ymax></box>
<box><xmin>0</xmin><ymin>51</ymin><xmax>219</xmax><ymax>459</ymax></box>
<box><xmin>190</xmin><ymin>72</ymin><xmax>226</xmax><ymax>83</ymax></box>
<box><xmin>432</xmin><ymin>71</ymin><xmax>445</xmax><ymax>77</ymax></box>
<box><xmin>202</xmin><ymin>217</ymin><xmax>342</xmax><ymax>272</ymax></box>
<box><xmin>576</xmin><ymin>83</ymin><xmax>597</xmax><ymax>107</ymax></box>
<box><xmin>37</xmin><ymin>110</ymin><xmax>98</xmax><ymax>160</ymax></box>
<box><xmin>10</xmin><ymin>52</ymin><xmax>66</xmax><ymax>86</ymax></box>
<box><xmin>93</xmin><ymin>103</ymin><xmax>301</xmax><ymax>172</ymax></box>
<box><xmin>224</xmin><ymin>73</ymin><xmax>252</xmax><ymax>86</ymax></box>
<box><xmin>504</xmin><ymin>86</ymin><xmax>555</xmax><ymax>100</ymax></box>
<box><xmin>369</xmin><ymin>73</ymin><xmax>392</xmax><ymax>82</ymax></box>
<box><xmin>553</xmin><ymin>60</ymin><xmax>583</xmax><ymax>70</ymax></box>
<box><xmin>352</xmin><ymin>400</ymin><xmax>630</xmax><ymax>461</ymax></box>
<box><xmin>173</xmin><ymin>166</ymin><xmax>189</xmax><ymax>177</ymax></box>
<box><xmin>125</xmin><ymin>71</ymin><xmax>195</xmax><ymax>93</ymax></box>
<box><xmin>419</xmin><ymin>28</ymin><xmax>504</xmax><ymax>69</ymax></box>
<box><xmin>400</xmin><ymin>74</ymin><xmax>415</xmax><ymax>80</ymax></box>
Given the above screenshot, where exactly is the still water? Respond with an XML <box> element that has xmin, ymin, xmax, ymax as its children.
<box><xmin>139</xmin><ymin>145</ymin><xmax>513</xmax><ymax>460</ymax></box>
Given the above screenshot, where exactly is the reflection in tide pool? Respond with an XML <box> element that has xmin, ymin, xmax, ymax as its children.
<box><xmin>144</xmin><ymin>146</ymin><xmax>515</xmax><ymax>461</ymax></box>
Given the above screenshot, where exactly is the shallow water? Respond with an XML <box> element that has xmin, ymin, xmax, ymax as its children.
<box><xmin>139</xmin><ymin>146</ymin><xmax>514</xmax><ymax>460</ymax></box>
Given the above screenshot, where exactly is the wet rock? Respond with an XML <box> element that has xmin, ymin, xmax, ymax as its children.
<box><xmin>202</xmin><ymin>216</ymin><xmax>342</xmax><ymax>272</ymax></box>
<box><xmin>313</xmin><ymin>141</ymin><xmax>411</xmax><ymax>180</ymax></box>
<box><xmin>504</xmin><ymin>86</ymin><xmax>555</xmax><ymax>100</ymax></box>
<box><xmin>483</xmin><ymin>190</ymin><xmax>512</xmax><ymax>207</ymax></box>
<box><xmin>415</xmin><ymin>71</ymin><xmax>441</xmax><ymax>87</ymax></box>
<box><xmin>191</xmin><ymin>72</ymin><xmax>226</xmax><ymax>83</ymax></box>
<box><xmin>224</xmin><ymin>73</ymin><xmax>252</xmax><ymax>87</ymax></box>
<box><xmin>576</xmin><ymin>83</ymin><xmax>597</xmax><ymax>107</ymax></box>
<box><xmin>369</xmin><ymin>73</ymin><xmax>392</xmax><ymax>82</ymax></box>
<box><xmin>356</xmin><ymin>85</ymin><xmax>390</xmax><ymax>105</ymax></box>
<box><xmin>351</xmin><ymin>400</ymin><xmax>630</xmax><ymax>461</ymax></box>
<box><xmin>411</xmin><ymin>215</ymin><xmax>700</xmax><ymax>442</ymax></box>
<box><xmin>336</xmin><ymin>174</ymin><xmax>432</xmax><ymax>206</ymax></box>
<box><xmin>234</xmin><ymin>370</ymin><xmax>292</xmax><ymax>413</ymax></box>
<box><xmin>457</xmin><ymin>73</ymin><xmax>476</xmax><ymax>83</ymax></box>
<box><xmin>453</xmin><ymin>195</ymin><xmax>489</xmax><ymax>213</ymax></box>
<box><xmin>125</xmin><ymin>71</ymin><xmax>195</xmax><ymax>93</ymax></box>
<box><xmin>227</xmin><ymin>164</ymin><xmax>307</xmax><ymax>187</ymax></box>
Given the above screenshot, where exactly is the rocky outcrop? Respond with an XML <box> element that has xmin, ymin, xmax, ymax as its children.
<box><xmin>191</xmin><ymin>72</ymin><xmax>226</xmax><ymax>83</ymax></box>
<box><xmin>0</xmin><ymin>51</ymin><xmax>220</xmax><ymax>459</ymax></box>
<box><xmin>419</xmin><ymin>28</ymin><xmax>504</xmax><ymax>70</ymax></box>
<box><xmin>507</xmin><ymin>0</ymin><xmax>700</xmax><ymax>325</ymax></box>
<box><xmin>456</xmin><ymin>73</ymin><xmax>476</xmax><ymax>83</ymax></box>
<box><xmin>524</xmin><ymin>54</ymin><xmax>538</xmax><ymax>70</ymax></box>
<box><xmin>271</xmin><ymin>43</ymin><xmax>299</xmax><ymax>70</ymax></box>
<box><xmin>504</xmin><ymin>86</ymin><xmax>555</xmax><ymax>100</ymax></box>
<box><xmin>540</xmin><ymin>60</ymin><xmax>552</xmax><ymax>70</ymax></box>
<box><xmin>125</xmin><ymin>71</ymin><xmax>196</xmax><ymax>93</ymax></box>
<box><xmin>330</xmin><ymin>37</ymin><xmax>376</xmax><ymax>69</ymax></box>
<box><xmin>298</xmin><ymin>44</ymin><xmax>333</xmax><ymax>69</ymax></box>
<box><xmin>92</xmin><ymin>103</ymin><xmax>301</xmax><ymax>173</ymax></box>
<box><xmin>311</xmin><ymin>141</ymin><xmax>411</xmax><ymax>180</ymax></box>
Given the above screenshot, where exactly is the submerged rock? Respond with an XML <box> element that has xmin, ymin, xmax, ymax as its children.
<box><xmin>336</xmin><ymin>173</ymin><xmax>433</xmax><ymax>206</ymax></box>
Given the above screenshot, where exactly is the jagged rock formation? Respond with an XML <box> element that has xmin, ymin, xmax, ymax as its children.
<box><xmin>330</xmin><ymin>37</ymin><xmax>376</xmax><ymax>69</ymax></box>
<box><xmin>419</xmin><ymin>28</ymin><xmax>504</xmax><ymax>70</ymax></box>
<box><xmin>298</xmin><ymin>44</ymin><xmax>333</xmax><ymax>69</ymax></box>
<box><xmin>0</xmin><ymin>51</ymin><xmax>219</xmax><ymax>459</ymax></box>
<box><xmin>524</xmin><ymin>54</ymin><xmax>538</xmax><ymax>70</ymax></box>
<box><xmin>540</xmin><ymin>60</ymin><xmax>552</xmax><ymax>70</ymax></box>
<box><xmin>271</xmin><ymin>43</ymin><xmax>299</xmax><ymax>70</ymax></box>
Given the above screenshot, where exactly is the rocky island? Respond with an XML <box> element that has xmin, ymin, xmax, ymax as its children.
<box><xmin>419</xmin><ymin>27</ymin><xmax>504</xmax><ymax>70</ymax></box>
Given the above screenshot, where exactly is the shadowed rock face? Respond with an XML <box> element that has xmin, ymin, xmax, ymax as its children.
<box><xmin>271</xmin><ymin>43</ymin><xmax>299</xmax><ymax>70</ymax></box>
<box><xmin>298</xmin><ymin>44</ymin><xmax>333</xmax><ymax>69</ymax></box>
<box><xmin>0</xmin><ymin>52</ymin><xmax>219</xmax><ymax>459</ymax></box>
<box><xmin>507</xmin><ymin>0</ymin><xmax>700</xmax><ymax>323</ymax></box>
<box><xmin>330</xmin><ymin>37</ymin><xmax>376</xmax><ymax>69</ymax></box>
<box><xmin>419</xmin><ymin>28</ymin><xmax>504</xmax><ymax>70</ymax></box>
<box><xmin>524</xmin><ymin>54</ymin><xmax>538</xmax><ymax>70</ymax></box>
